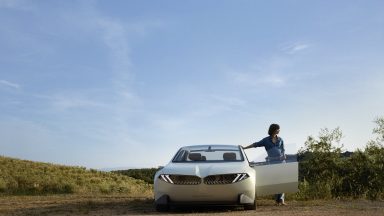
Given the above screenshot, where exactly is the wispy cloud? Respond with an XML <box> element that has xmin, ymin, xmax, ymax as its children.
<box><xmin>0</xmin><ymin>79</ymin><xmax>21</xmax><ymax>89</ymax></box>
<box><xmin>282</xmin><ymin>42</ymin><xmax>310</xmax><ymax>54</ymax></box>
<box><xmin>152</xmin><ymin>116</ymin><xmax>188</xmax><ymax>132</ymax></box>
<box><xmin>127</xmin><ymin>20</ymin><xmax>164</xmax><ymax>36</ymax></box>
<box><xmin>210</xmin><ymin>95</ymin><xmax>246</xmax><ymax>108</ymax></box>
<box><xmin>52</xmin><ymin>97</ymin><xmax>107</xmax><ymax>111</ymax></box>
<box><xmin>95</xmin><ymin>16</ymin><xmax>163</xmax><ymax>91</ymax></box>
<box><xmin>225</xmin><ymin>49</ymin><xmax>303</xmax><ymax>88</ymax></box>
<box><xmin>0</xmin><ymin>0</ymin><xmax>21</xmax><ymax>8</ymax></box>
<box><xmin>97</xmin><ymin>17</ymin><xmax>132</xmax><ymax>81</ymax></box>
<box><xmin>262</xmin><ymin>74</ymin><xmax>285</xmax><ymax>86</ymax></box>
<box><xmin>0</xmin><ymin>0</ymin><xmax>33</xmax><ymax>10</ymax></box>
<box><xmin>227</xmin><ymin>70</ymin><xmax>286</xmax><ymax>87</ymax></box>
<box><xmin>33</xmin><ymin>92</ymin><xmax>109</xmax><ymax>111</ymax></box>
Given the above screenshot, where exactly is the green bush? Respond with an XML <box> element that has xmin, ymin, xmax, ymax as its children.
<box><xmin>298</xmin><ymin>117</ymin><xmax>384</xmax><ymax>200</ymax></box>
<box><xmin>113</xmin><ymin>168</ymin><xmax>159</xmax><ymax>184</ymax></box>
<box><xmin>0</xmin><ymin>178</ymin><xmax>6</xmax><ymax>192</ymax></box>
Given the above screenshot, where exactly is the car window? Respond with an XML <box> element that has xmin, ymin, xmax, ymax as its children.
<box><xmin>172</xmin><ymin>145</ymin><xmax>244</xmax><ymax>162</ymax></box>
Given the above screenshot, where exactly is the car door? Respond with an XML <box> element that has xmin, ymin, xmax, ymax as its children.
<box><xmin>251</xmin><ymin>160</ymin><xmax>298</xmax><ymax>196</ymax></box>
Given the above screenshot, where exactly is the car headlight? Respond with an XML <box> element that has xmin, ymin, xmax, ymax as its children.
<box><xmin>158</xmin><ymin>174</ymin><xmax>202</xmax><ymax>185</ymax></box>
<box><xmin>159</xmin><ymin>174</ymin><xmax>174</xmax><ymax>184</ymax></box>
<box><xmin>232</xmin><ymin>173</ymin><xmax>249</xmax><ymax>183</ymax></box>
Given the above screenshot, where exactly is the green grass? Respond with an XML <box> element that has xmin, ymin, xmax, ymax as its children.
<box><xmin>0</xmin><ymin>156</ymin><xmax>153</xmax><ymax>196</ymax></box>
<box><xmin>113</xmin><ymin>168</ymin><xmax>159</xmax><ymax>184</ymax></box>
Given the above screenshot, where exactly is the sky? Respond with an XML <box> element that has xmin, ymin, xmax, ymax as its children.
<box><xmin>1</xmin><ymin>0</ymin><xmax>384</xmax><ymax>169</ymax></box>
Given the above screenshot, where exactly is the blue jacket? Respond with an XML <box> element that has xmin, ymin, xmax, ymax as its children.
<box><xmin>252</xmin><ymin>136</ymin><xmax>285</xmax><ymax>159</ymax></box>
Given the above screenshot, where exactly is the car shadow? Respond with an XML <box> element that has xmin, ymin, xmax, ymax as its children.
<box><xmin>6</xmin><ymin>198</ymin><xmax>246</xmax><ymax>215</ymax></box>
<box><xmin>7</xmin><ymin>198</ymin><xmax>155</xmax><ymax>215</ymax></box>
<box><xmin>168</xmin><ymin>205</ymin><xmax>246</xmax><ymax>214</ymax></box>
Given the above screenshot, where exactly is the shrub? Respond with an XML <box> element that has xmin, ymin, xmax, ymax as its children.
<box><xmin>298</xmin><ymin>117</ymin><xmax>384</xmax><ymax>200</ymax></box>
<box><xmin>0</xmin><ymin>178</ymin><xmax>6</xmax><ymax>192</ymax></box>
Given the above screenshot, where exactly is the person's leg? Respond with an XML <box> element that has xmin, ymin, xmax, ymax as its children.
<box><xmin>275</xmin><ymin>194</ymin><xmax>281</xmax><ymax>204</ymax></box>
<box><xmin>275</xmin><ymin>193</ymin><xmax>285</xmax><ymax>205</ymax></box>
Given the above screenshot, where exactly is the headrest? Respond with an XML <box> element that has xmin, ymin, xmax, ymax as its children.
<box><xmin>223</xmin><ymin>152</ymin><xmax>236</xmax><ymax>161</ymax></box>
<box><xmin>188</xmin><ymin>153</ymin><xmax>202</xmax><ymax>161</ymax></box>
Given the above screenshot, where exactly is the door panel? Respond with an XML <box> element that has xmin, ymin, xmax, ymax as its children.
<box><xmin>253</xmin><ymin>161</ymin><xmax>298</xmax><ymax>196</ymax></box>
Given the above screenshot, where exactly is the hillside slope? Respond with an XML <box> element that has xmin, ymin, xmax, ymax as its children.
<box><xmin>0</xmin><ymin>156</ymin><xmax>153</xmax><ymax>196</ymax></box>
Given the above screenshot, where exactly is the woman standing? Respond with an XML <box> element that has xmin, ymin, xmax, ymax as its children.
<box><xmin>243</xmin><ymin>123</ymin><xmax>287</xmax><ymax>205</ymax></box>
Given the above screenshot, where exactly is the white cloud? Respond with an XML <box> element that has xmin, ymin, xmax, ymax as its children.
<box><xmin>0</xmin><ymin>79</ymin><xmax>21</xmax><ymax>89</ymax></box>
<box><xmin>282</xmin><ymin>42</ymin><xmax>310</xmax><ymax>54</ymax></box>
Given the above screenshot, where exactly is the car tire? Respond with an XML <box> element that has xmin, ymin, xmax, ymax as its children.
<box><xmin>155</xmin><ymin>195</ymin><xmax>170</xmax><ymax>212</ymax></box>
<box><xmin>155</xmin><ymin>204</ymin><xmax>169</xmax><ymax>212</ymax></box>
<box><xmin>244</xmin><ymin>201</ymin><xmax>256</xmax><ymax>210</ymax></box>
<box><xmin>243</xmin><ymin>195</ymin><xmax>256</xmax><ymax>210</ymax></box>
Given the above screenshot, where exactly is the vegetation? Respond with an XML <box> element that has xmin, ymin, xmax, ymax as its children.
<box><xmin>113</xmin><ymin>168</ymin><xmax>159</xmax><ymax>184</ymax></box>
<box><xmin>0</xmin><ymin>157</ymin><xmax>153</xmax><ymax>196</ymax></box>
<box><xmin>297</xmin><ymin>117</ymin><xmax>384</xmax><ymax>200</ymax></box>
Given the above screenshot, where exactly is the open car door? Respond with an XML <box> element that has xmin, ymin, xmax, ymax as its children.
<box><xmin>252</xmin><ymin>161</ymin><xmax>298</xmax><ymax>196</ymax></box>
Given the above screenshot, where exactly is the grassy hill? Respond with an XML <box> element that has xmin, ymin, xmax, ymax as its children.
<box><xmin>113</xmin><ymin>168</ymin><xmax>159</xmax><ymax>184</ymax></box>
<box><xmin>0</xmin><ymin>156</ymin><xmax>153</xmax><ymax>197</ymax></box>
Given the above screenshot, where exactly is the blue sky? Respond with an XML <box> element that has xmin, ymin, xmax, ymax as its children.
<box><xmin>1</xmin><ymin>0</ymin><xmax>384</xmax><ymax>169</ymax></box>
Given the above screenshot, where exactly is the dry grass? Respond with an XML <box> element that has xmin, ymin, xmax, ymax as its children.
<box><xmin>0</xmin><ymin>156</ymin><xmax>153</xmax><ymax>196</ymax></box>
<box><xmin>0</xmin><ymin>195</ymin><xmax>383</xmax><ymax>216</ymax></box>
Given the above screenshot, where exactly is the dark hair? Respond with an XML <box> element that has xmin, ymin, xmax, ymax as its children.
<box><xmin>268</xmin><ymin>123</ymin><xmax>280</xmax><ymax>136</ymax></box>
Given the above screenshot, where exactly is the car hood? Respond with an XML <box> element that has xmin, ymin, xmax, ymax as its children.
<box><xmin>158</xmin><ymin>162</ymin><xmax>251</xmax><ymax>177</ymax></box>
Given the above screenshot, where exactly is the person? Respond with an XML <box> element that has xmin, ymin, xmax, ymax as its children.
<box><xmin>242</xmin><ymin>123</ymin><xmax>287</xmax><ymax>206</ymax></box>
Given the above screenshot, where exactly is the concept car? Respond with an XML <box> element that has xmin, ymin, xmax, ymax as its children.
<box><xmin>154</xmin><ymin>144</ymin><xmax>298</xmax><ymax>211</ymax></box>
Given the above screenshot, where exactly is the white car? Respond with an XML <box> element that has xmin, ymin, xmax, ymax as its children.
<box><xmin>154</xmin><ymin>144</ymin><xmax>298</xmax><ymax>211</ymax></box>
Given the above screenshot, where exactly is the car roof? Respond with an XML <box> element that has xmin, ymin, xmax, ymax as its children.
<box><xmin>180</xmin><ymin>144</ymin><xmax>240</xmax><ymax>150</ymax></box>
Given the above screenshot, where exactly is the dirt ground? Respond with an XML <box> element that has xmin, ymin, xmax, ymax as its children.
<box><xmin>0</xmin><ymin>195</ymin><xmax>383</xmax><ymax>216</ymax></box>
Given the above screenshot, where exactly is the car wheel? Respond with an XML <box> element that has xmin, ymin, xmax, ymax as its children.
<box><xmin>244</xmin><ymin>201</ymin><xmax>256</xmax><ymax>210</ymax></box>
<box><xmin>155</xmin><ymin>203</ymin><xmax>169</xmax><ymax>212</ymax></box>
<box><xmin>239</xmin><ymin>193</ymin><xmax>256</xmax><ymax>210</ymax></box>
<box><xmin>243</xmin><ymin>196</ymin><xmax>256</xmax><ymax>210</ymax></box>
<box><xmin>155</xmin><ymin>195</ymin><xmax>170</xmax><ymax>212</ymax></box>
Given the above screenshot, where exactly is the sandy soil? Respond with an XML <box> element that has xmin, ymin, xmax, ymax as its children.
<box><xmin>0</xmin><ymin>195</ymin><xmax>383</xmax><ymax>216</ymax></box>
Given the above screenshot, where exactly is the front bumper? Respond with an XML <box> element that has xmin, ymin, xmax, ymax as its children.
<box><xmin>154</xmin><ymin>177</ymin><xmax>255</xmax><ymax>204</ymax></box>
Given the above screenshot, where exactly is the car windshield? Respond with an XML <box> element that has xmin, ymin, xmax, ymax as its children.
<box><xmin>172</xmin><ymin>145</ymin><xmax>244</xmax><ymax>162</ymax></box>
